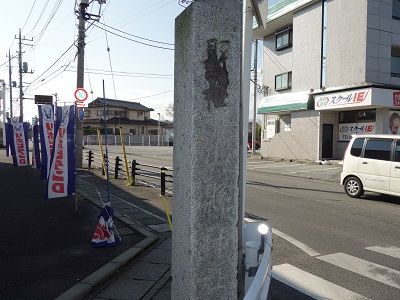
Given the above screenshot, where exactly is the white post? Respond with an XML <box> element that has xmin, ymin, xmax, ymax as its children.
<box><xmin>114</xmin><ymin>134</ymin><xmax>117</xmax><ymax>146</ymax></box>
<box><xmin>142</xmin><ymin>135</ymin><xmax>144</xmax><ymax>146</ymax></box>
<box><xmin>128</xmin><ymin>135</ymin><xmax>131</xmax><ymax>146</ymax></box>
<box><xmin>158</xmin><ymin>112</ymin><xmax>160</xmax><ymax>147</ymax></box>
<box><xmin>148</xmin><ymin>135</ymin><xmax>151</xmax><ymax>146</ymax></box>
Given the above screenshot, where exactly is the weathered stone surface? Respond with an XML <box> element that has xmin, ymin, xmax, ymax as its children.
<box><xmin>172</xmin><ymin>1</ymin><xmax>242</xmax><ymax>299</ymax></box>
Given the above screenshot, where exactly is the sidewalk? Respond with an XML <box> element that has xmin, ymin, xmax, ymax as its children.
<box><xmin>0</xmin><ymin>149</ymin><xmax>170</xmax><ymax>300</ymax></box>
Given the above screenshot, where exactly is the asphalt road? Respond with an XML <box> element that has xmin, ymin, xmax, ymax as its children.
<box><xmin>0</xmin><ymin>150</ymin><xmax>144</xmax><ymax>300</ymax></box>
<box><xmin>85</xmin><ymin>146</ymin><xmax>400</xmax><ymax>299</ymax></box>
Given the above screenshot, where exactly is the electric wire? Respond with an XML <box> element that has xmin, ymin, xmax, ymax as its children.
<box><xmin>127</xmin><ymin>90</ymin><xmax>173</xmax><ymax>101</ymax></box>
<box><xmin>91</xmin><ymin>23</ymin><xmax>174</xmax><ymax>51</ymax></box>
<box><xmin>65</xmin><ymin>66</ymin><xmax>172</xmax><ymax>77</ymax></box>
<box><xmin>63</xmin><ymin>69</ymin><xmax>173</xmax><ymax>79</ymax></box>
<box><xmin>33</xmin><ymin>0</ymin><xmax>65</xmax><ymax>48</ymax></box>
<box><xmin>97</xmin><ymin>21</ymin><xmax>174</xmax><ymax>46</ymax></box>
<box><xmin>26</xmin><ymin>0</ymin><xmax>51</xmax><ymax>36</ymax></box>
<box><xmin>21</xmin><ymin>0</ymin><xmax>39</xmax><ymax>31</ymax></box>
<box><xmin>102</xmin><ymin>15</ymin><xmax>117</xmax><ymax>100</ymax></box>
<box><xmin>24</xmin><ymin>41</ymin><xmax>75</xmax><ymax>92</ymax></box>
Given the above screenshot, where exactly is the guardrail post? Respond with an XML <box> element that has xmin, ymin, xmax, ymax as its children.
<box><xmin>102</xmin><ymin>153</ymin><xmax>107</xmax><ymax>176</ymax></box>
<box><xmin>161</xmin><ymin>167</ymin><xmax>166</xmax><ymax>196</ymax></box>
<box><xmin>131</xmin><ymin>160</ymin><xmax>136</xmax><ymax>185</ymax></box>
<box><xmin>114</xmin><ymin>156</ymin><xmax>120</xmax><ymax>179</ymax></box>
<box><xmin>88</xmin><ymin>150</ymin><xmax>93</xmax><ymax>170</ymax></box>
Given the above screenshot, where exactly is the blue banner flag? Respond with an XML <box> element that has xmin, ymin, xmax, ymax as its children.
<box><xmin>32</xmin><ymin>123</ymin><xmax>41</xmax><ymax>169</ymax></box>
<box><xmin>46</xmin><ymin>106</ymin><xmax>75</xmax><ymax>199</ymax></box>
<box><xmin>38</xmin><ymin>105</ymin><xmax>54</xmax><ymax>180</ymax></box>
<box><xmin>92</xmin><ymin>203</ymin><xmax>121</xmax><ymax>248</ymax></box>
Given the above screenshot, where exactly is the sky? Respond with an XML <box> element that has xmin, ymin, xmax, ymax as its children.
<box><xmin>0</xmin><ymin>0</ymin><xmax>278</xmax><ymax>123</ymax></box>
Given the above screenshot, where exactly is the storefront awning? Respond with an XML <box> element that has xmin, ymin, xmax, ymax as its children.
<box><xmin>257</xmin><ymin>91</ymin><xmax>310</xmax><ymax>114</ymax></box>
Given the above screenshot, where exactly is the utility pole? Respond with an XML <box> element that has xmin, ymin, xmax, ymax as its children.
<box><xmin>8</xmin><ymin>49</ymin><xmax>13</xmax><ymax>118</ymax></box>
<box><xmin>75</xmin><ymin>0</ymin><xmax>103</xmax><ymax>168</ymax></box>
<box><xmin>75</xmin><ymin>1</ymin><xmax>88</xmax><ymax>168</ymax></box>
<box><xmin>16</xmin><ymin>28</ymin><xmax>33</xmax><ymax>122</ymax></box>
<box><xmin>252</xmin><ymin>39</ymin><xmax>258</xmax><ymax>154</ymax></box>
<box><xmin>1</xmin><ymin>80</ymin><xmax>5</xmax><ymax>146</ymax></box>
<box><xmin>18</xmin><ymin>28</ymin><xmax>23</xmax><ymax>121</ymax></box>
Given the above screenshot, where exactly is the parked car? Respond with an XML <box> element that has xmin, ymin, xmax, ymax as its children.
<box><xmin>341</xmin><ymin>134</ymin><xmax>400</xmax><ymax>198</ymax></box>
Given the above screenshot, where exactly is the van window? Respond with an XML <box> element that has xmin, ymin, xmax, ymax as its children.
<box><xmin>350</xmin><ymin>138</ymin><xmax>364</xmax><ymax>156</ymax></box>
<box><xmin>395</xmin><ymin>141</ymin><xmax>400</xmax><ymax>162</ymax></box>
<box><xmin>364</xmin><ymin>139</ymin><xmax>392</xmax><ymax>161</ymax></box>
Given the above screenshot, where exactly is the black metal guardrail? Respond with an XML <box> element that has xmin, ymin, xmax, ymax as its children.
<box><xmin>86</xmin><ymin>149</ymin><xmax>173</xmax><ymax>196</ymax></box>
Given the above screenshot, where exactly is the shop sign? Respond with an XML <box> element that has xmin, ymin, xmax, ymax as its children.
<box><xmin>315</xmin><ymin>89</ymin><xmax>371</xmax><ymax>110</ymax></box>
<box><xmin>338</xmin><ymin>122</ymin><xmax>375</xmax><ymax>141</ymax></box>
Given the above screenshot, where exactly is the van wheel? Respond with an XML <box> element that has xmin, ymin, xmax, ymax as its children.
<box><xmin>344</xmin><ymin>177</ymin><xmax>364</xmax><ymax>198</ymax></box>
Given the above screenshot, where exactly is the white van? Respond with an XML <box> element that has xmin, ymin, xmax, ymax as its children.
<box><xmin>341</xmin><ymin>134</ymin><xmax>400</xmax><ymax>198</ymax></box>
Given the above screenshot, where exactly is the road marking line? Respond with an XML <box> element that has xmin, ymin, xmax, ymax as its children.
<box><xmin>366</xmin><ymin>246</ymin><xmax>400</xmax><ymax>259</ymax></box>
<box><xmin>248</xmin><ymin>163</ymin><xmax>304</xmax><ymax>170</ymax></box>
<box><xmin>289</xmin><ymin>167</ymin><xmax>341</xmax><ymax>174</ymax></box>
<box><xmin>272</xmin><ymin>229</ymin><xmax>320</xmax><ymax>257</ymax></box>
<box><xmin>317</xmin><ymin>252</ymin><xmax>400</xmax><ymax>289</ymax></box>
<box><xmin>272</xmin><ymin>264</ymin><xmax>370</xmax><ymax>300</ymax></box>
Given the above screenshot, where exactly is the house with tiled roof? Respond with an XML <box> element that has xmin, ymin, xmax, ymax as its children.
<box><xmin>83</xmin><ymin>98</ymin><xmax>166</xmax><ymax>137</ymax></box>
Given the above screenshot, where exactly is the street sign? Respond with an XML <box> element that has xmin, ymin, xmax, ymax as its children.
<box><xmin>35</xmin><ymin>95</ymin><xmax>53</xmax><ymax>105</ymax></box>
<box><xmin>74</xmin><ymin>88</ymin><xmax>88</xmax><ymax>108</ymax></box>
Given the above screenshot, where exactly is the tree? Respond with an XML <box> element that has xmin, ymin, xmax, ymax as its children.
<box><xmin>165</xmin><ymin>103</ymin><xmax>174</xmax><ymax>120</ymax></box>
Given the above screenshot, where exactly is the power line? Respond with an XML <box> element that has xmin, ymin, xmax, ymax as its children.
<box><xmin>92</xmin><ymin>23</ymin><xmax>174</xmax><ymax>51</ymax></box>
<box><xmin>21</xmin><ymin>0</ymin><xmax>39</xmax><ymax>31</ymax></box>
<box><xmin>65</xmin><ymin>66</ymin><xmax>172</xmax><ymax>77</ymax></box>
<box><xmin>33</xmin><ymin>0</ymin><xmax>64</xmax><ymax>47</ymax></box>
<box><xmin>102</xmin><ymin>15</ymin><xmax>117</xmax><ymax>100</ymax></box>
<box><xmin>26</xmin><ymin>0</ymin><xmax>51</xmax><ymax>35</ymax></box>
<box><xmin>24</xmin><ymin>41</ymin><xmax>75</xmax><ymax>92</ymax></box>
<box><xmin>97</xmin><ymin>21</ymin><xmax>174</xmax><ymax>46</ymax></box>
<box><xmin>63</xmin><ymin>69</ymin><xmax>173</xmax><ymax>79</ymax></box>
<box><xmin>127</xmin><ymin>90</ymin><xmax>173</xmax><ymax>101</ymax></box>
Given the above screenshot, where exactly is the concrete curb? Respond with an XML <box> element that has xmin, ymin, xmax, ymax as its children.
<box><xmin>54</xmin><ymin>188</ymin><xmax>158</xmax><ymax>300</ymax></box>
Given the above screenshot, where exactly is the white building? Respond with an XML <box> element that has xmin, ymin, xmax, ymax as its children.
<box><xmin>255</xmin><ymin>0</ymin><xmax>400</xmax><ymax>160</ymax></box>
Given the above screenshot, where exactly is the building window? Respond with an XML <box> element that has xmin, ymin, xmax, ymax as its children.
<box><xmin>130</xmin><ymin>129</ymin><xmax>136</xmax><ymax>135</ymax></box>
<box><xmin>148</xmin><ymin>129</ymin><xmax>158</xmax><ymax>135</ymax></box>
<box><xmin>339</xmin><ymin>109</ymin><xmax>376</xmax><ymax>123</ymax></box>
<box><xmin>391</xmin><ymin>45</ymin><xmax>400</xmax><ymax>77</ymax></box>
<box><xmin>97</xmin><ymin>110</ymin><xmax>103</xmax><ymax>117</ymax></box>
<box><xmin>394</xmin><ymin>0</ymin><xmax>400</xmax><ymax>20</ymax></box>
<box><xmin>115</xmin><ymin>111</ymin><xmax>126</xmax><ymax>117</ymax></box>
<box><xmin>84</xmin><ymin>110</ymin><xmax>91</xmax><ymax>117</ymax></box>
<box><xmin>275</xmin><ymin>72</ymin><xmax>292</xmax><ymax>90</ymax></box>
<box><xmin>137</xmin><ymin>111</ymin><xmax>144</xmax><ymax>117</ymax></box>
<box><xmin>275</xmin><ymin>27</ymin><xmax>292</xmax><ymax>50</ymax></box>
<box><xmin>141</xmin><ymin>126</ymin><xmax>145</xmax><ymax>134</ymax></box>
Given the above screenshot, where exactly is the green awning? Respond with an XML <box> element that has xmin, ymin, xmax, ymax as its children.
<box><xmin>257</xmin><ymin>102</ymin><xmax>308</xmax><ymax>113</ymax></box>
<box><xmin>257</xmin><ymin>91</ymin><xmax>311</xmax><ymax>114</ymax></box>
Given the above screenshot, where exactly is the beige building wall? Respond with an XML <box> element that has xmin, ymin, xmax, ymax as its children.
<box><xmin>325</xmin><ymin>0</ymin><xmax>367</xmax><ymax>87</ymax></box>
<box><xmin>292</xmin><ymin>1</ymin><xmax>322</xmax><ymax>91</ymax></box>
<box><xmin>260</xmin><ymin>110</ymin><xmax>320</xmax><ymax>160</ymax></box>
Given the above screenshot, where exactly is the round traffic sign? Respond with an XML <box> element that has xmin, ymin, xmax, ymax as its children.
<box><xmin>74</xmin><ymin>88</ymin><xmax>88</xmax><ymax>102</ymax></box>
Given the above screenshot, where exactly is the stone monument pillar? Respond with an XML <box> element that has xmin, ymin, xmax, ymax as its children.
<box><xmin>172</xmin><ymin>1</ymin><xmax>242</xmax><ymax>299</ymax></box>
